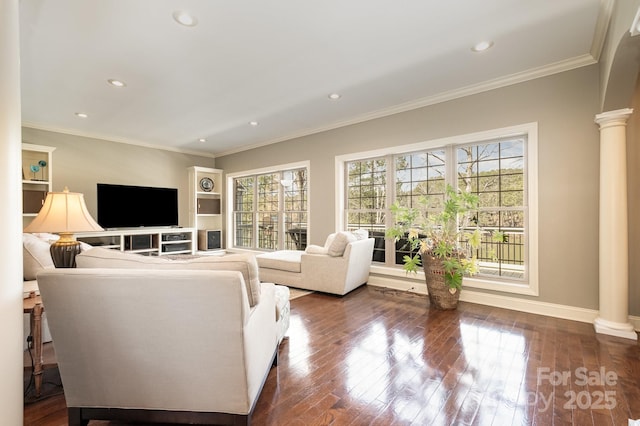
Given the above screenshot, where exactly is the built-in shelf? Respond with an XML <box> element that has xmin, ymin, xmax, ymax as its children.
<box><xmin>22</xmin><ymin>143</ymin><xmax>55</xmax><ymax>229</ymax></box>
<box><xmin>188</xmin><ymin>166</ymin><xmax>224</xmax><ymax>251</ymax></box>
<box><xmin>76</xmin><ymin>228</ymin><xmax>196</xmax><ymax>256</ymax></box>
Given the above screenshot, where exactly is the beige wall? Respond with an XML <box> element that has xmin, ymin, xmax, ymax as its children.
<box><xmin>22</xmin><ymin>63</ymin><xmax>637</xmax><ymax>315</ymax></box>
<box><xmin>599</xmin><ymin>0</ymin><xmax>640</xmax><ymax>110</ymax></box>
<box><xmin>216</xmin><ymin>65</ymin><xmax>607</xmax><ymax>311</ymax></box>
<box><xmin>21</xmin><ymin>127</ymin><xmax>215</xmax><ymax>227</ymax></box>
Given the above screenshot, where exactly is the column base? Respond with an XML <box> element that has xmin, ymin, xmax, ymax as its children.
<box><xmin>594</xmin><ymin>317</ymin><xmax>638</xmax><ymax>340</ymax></box>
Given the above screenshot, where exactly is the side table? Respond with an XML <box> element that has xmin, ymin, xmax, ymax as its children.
<box><xmin>23</xmin><ymin>295</ymin><xmax>46</xmax><ymax>397</ymax></box>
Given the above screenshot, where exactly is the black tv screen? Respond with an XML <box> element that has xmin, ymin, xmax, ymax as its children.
<box><xmin>97</xmin><ymin>183</ymin><xmax>178</xmax><ymax>229</ymax></box>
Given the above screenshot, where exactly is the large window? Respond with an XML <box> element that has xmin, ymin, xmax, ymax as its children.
<box><xmin>231</xmin><ymin>165</ymin><xmax>308</xmax><ymax>251</ymax></box>
<box><xmin>341</xmin><ymin>124</ymin><xmax>537</xmax><ymax>293</ymax></box>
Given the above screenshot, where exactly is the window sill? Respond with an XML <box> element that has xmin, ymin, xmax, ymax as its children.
<box><xmin>369</xmin><ymin>264</ymin><xmax>538</xmax><ymax>296</ymax></box>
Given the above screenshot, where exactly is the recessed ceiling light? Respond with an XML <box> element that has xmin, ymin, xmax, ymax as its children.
<box><xmin>107</xmin><ymin>79</ymin><xmax>126</xmax><ymax>87</ymax></box>
<box><xmin>249</xmin><ymin>121</ymin><xmax>259</xmax><ymax>126</ymax></box>
<box><xmin>75</xmin><ymin>112</ymin><xmax>88</xmax><ymax>118</ymax></box>
<box><xmin>328</xmin><ymin>93</ymin><xmax>341</xmax><ymax>100</ymax></box>
<box><xmin>173</xmin><ymin>11</ymin><xmax>198</xmax><ymax>27</ymax></box>
<box><xmin>198</xmin><ymin>138</ymin><xmax>206</xmax><ymax>143</ymax></box>
<box><xmin>472</xmin><ymin>41</ymin><xmax>494</xmax><ymax>52</ymax></box>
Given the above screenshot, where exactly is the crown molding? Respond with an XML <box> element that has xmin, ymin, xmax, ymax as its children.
<box><xmin>215</xmin><ymin>54</ymin><xmax>597</xmax><ymax>157</ymax></box>
<box><xmin>21</xmin><ymin>122</ymin><xmax>217</xmax><ymax>159</ymax></box>
<box><xmin>23</xmin><ymin>53</ymin><xmax>598</xmax><ymax>159</ymax></box>
<box><xmin>591</xmin><ymin>0</ymin><xmax>615</xmax><ymax>61</ymax></box>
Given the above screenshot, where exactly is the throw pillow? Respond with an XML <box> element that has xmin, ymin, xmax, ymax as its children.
<box><xmin>327</xmin><ymin>231</ymin><xmax>357</xmax><ymax>257</ymax></box>
<box><xmin>305</xmin><ymin>244</ymin><xmax>328</xmax><ymax>255</ymax></box>
<box><xmin>323</xmin><ymin>233</ymin><xmax>336</xmax><ymax>249</ymax></box>
<box><xmin>23</xmin><ymin>233</ymin><xmax>55</xmax><ymax>280</ymax></box>
<box><xmin>173</xmin><ymin>254</ymin><xmax>261</xmax><ymax>307</ymax></box>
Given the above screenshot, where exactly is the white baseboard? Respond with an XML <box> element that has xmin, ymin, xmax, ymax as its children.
<box><xmin>367</xmin><ymin>276</ymin><xmax>639</xmax><ymax>332</ymax></box>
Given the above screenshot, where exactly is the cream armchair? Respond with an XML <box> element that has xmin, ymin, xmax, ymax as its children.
<box><xmin>37</xmin><ymin>268</ymin><xmax>278</xmax><ymax>426</ymax></box>
<box><xmin>257</xmin><ymin>232</ymin><xmax>375</xmax><ymax>295</ymax></box>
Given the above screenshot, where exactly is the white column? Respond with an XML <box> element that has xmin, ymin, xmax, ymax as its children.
<box><xmin>0</xmin><ymin>0</ymin><xmax>26</xmax><ymax>422</ymax></box>
<box><xmin>594</xmin><ymin>108</ymin><xmax>637</xmax><ymax>340</ymax></box>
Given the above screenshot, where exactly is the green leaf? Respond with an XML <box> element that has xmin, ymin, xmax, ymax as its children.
<box><xmin>444</xmin><ymin>270</ymin><xmax>463</xmax><ymax>290</ymax></box>
<box><xmin>402</xmin><ymin>254</ymin><xmax>422</xmax><ymax>274</ymax></box>
<box><xmin>441</xmin><ymin>257</ymin><xmax>459</xmax><ymax>273</ymax></box>
<box><xmin>465</xmin><ymin>229</ymin><xmax>482</xmax><ymax>249</ymax></box>
<box><xmin>492</xmin><ymin>231</ymin><xmax>509</xmax><ymax>243</ymax></box>
<box><xmin>432</xmin><ymin>241</ymin><xmax>452</xmax><ymax>258</ymax></box>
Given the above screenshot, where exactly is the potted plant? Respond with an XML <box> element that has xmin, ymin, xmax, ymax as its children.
<box><xmin>387</xmin><ymin>184</ymin><xmax>496</xmax><ymax>309</ymax></box>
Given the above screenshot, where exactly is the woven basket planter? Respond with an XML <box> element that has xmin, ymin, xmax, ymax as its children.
<box><xmin>422</xmin><ymin>251</ymin><xmax>461</xmax><ymax>310</ymax></box>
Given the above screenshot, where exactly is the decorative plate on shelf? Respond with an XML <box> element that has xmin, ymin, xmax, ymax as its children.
<box><xmin>199</xmin><ymin>177</ymin><xmax>214</xmax><ymax>192</ymax></box>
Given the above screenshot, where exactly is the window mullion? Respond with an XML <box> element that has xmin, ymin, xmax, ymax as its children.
<box><xmin>385</xmin><ymin>154</ymin><xmax>395</xmax><ymax>266</ymax></box>
<box><xmin>278</xmin><ymin>172</ymin><xmax>285</xmax><ymax>250</ymax></box>
<box><xmin>445</xmin><ymin>144</ymin><xmax>457</xmax><ymax>188</ymax></box>
<box><xmin>253</xmin><ymin>177</ymin><xmax>258</xmax><ymax>249</ymax></box>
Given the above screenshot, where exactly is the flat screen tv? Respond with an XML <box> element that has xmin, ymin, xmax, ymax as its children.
<box><xmin>97</xmin><ymin>183</ymin><xmax>178</xmax><ymax>229</ymax></box>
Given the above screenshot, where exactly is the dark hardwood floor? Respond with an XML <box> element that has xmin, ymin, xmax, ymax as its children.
<box><xmin>24</xmin><ymin>286</ymin><xmax>640</xmax><ymax>425</ymax></box>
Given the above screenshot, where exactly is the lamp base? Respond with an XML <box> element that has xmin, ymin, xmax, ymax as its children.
<box><xmin>50</xmin><ymin>240</ymin><xmax>82</xmax><ymax>268</ymax></box>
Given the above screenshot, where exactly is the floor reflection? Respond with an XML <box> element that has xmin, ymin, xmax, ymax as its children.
<box><xmin>338</xmin><ymin>310</ymin><xmax>530</xmax><ymax>424</ymax></box>
<box><xmin>285</xmin><ymin>312</ymin><xmax>312</xmax><ymax>377</ymax></box>
<box><xmin>257</xmin><ymin>288</ymin><xmax>640</xmax><ymax>425</ymax></box>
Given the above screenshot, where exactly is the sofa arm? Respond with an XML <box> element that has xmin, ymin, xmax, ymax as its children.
<box><xmin>300</xmin><ymin>253</ymin><xmax>349</xmax><ymax>295</ymax></box>
<box><xmin>301</xmin><ymin>253</ymin><xmax>348</xmax><ymax>276</ymax></box>
<box><xmin>242</xmin><ymin>282</ymin><xmax>278</xmax><ymax>405</ymax></box>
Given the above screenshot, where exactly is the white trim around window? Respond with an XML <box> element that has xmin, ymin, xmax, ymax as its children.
<box><xmin>226</xmin><ymin>160</ymin><xmax>311</xmax><ymax>251</ymax></box>
<box><xmin>335</xmin><ymin>123</ymin><xmax>539</xmax><ymax>296</ymax></box>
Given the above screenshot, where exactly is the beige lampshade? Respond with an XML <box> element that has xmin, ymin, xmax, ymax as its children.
<box><xmin>24</xmin><ymin>187</ymin><xmax>103</xmax><ymax>234</ymax></box>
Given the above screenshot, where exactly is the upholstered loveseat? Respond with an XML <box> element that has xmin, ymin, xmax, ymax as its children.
<box><xmin>75</xmin><ymin>247</ymin><xmax>290</xmax><ymax>343</ymax></box>
<box><xmin>23</xmin><ymin>235</ymin><xmax>291</xmax><ymax>346</ymax></box>
<box><xmin>38</xmin><ymin>267</ymin><xmax>277</xmax><ymax>426</ymax></box>
<box><xmin>256</xmin><ymin>231</ymin><xmax>375</xmax><ymax>295</ymax></box>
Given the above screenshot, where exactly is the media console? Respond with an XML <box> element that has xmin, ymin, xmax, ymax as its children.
<box><xmin>76</xmin><ymin>228</ymin><xmax>196</xmax><ymax>256</ymax></box>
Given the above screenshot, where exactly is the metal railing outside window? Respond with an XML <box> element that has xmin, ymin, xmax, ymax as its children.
<box><xmin>345</xmin><ymin>135</ymin><xmax>527</xmax><ymax>282</ymax></box>
<box><xmin>233</xmin><ymin>167</ymin><xmax>308</xmax><ymax>251</ymax></box>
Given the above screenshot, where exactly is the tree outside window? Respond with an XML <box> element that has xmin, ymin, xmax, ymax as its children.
<box><xmin>345</xmin><ymin>135</ymin><xmax>527</xmax><ymax>281</ymax></box>
<box><xmin>233</xmin><ymin>167</ymin><xmax>308</xmax><ymax>251</ymax></box>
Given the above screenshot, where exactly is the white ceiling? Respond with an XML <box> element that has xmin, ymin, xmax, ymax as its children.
<box><xmin>20</xmin><ymin>0</ymin><xmax>607</xmax><ymax>157</ymax></box>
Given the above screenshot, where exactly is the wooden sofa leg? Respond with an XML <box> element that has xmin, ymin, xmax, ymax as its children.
<box><xmin>233</xmin><ymin>414</ymin><xmax>250</xmax><ymax>425</ymax></box>
<box><xmin>68</xmin><ymin>408</ymin><xmax>89</xmax><ymax>426</ymax></box>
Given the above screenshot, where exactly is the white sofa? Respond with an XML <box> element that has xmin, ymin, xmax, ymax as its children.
<box><xmin>75</xmin><ymin>247</ymin><xmax>290</xmax><ymax>343</ymax></box>
<box><xmin>38</xmin><ymin>267</ymin><xmax>276</xmax><ymax>426</ymax></box>
<box><xmin>22</xmin><ymin>234</ymin><xmax>290</xmax><ymax>347</ymax></box>
<box><xmin>256</xmin><ymin>231</ymin><xmax>375</xmax><ymax>295</ymax></box>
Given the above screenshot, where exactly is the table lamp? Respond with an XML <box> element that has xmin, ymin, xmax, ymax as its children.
<box><xmin>24</xmin><ymin>187</ymin><xmax>103</xmax><ymax>267</ymax></box>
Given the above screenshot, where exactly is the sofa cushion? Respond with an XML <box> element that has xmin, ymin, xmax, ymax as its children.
<box><xmin>76</xmin><ymin>248</ymin><xmax>262</xmax><ymax>307</ymax></box>
<box><xmin>304</xmin><ymin>244</ymin><xmax>327</xmax><ymax>255</ymax></box>
<box><xmin>23</xmin><ymin>233</ymin><xmax>55</xmax><ymax>280</ymax></box>
<box><xmin>256</xmin><ymin>250</ymin><xmax>303</xmax><ymax>273</ymax></box>
<box><xmin>76</xmin><ymin>247</ymin><xmax>172</xmax><ymax>268</ymax></box>
<box><xmin>327</xmin><ymin>231</ymin><xmax>357</xmax><ymax>257</ymax></box>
